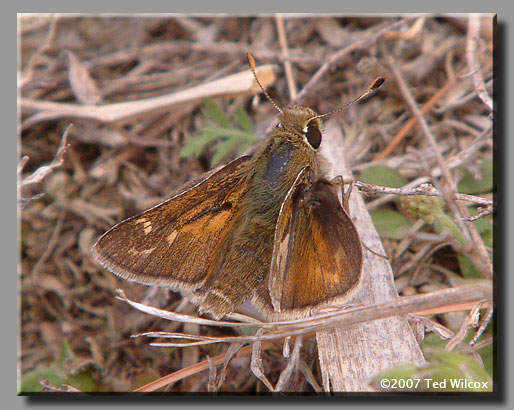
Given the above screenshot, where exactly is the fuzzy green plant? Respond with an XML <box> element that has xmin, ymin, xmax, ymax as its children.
<box><xmin>180</xmin><ymin>98</ymin><xmax>258</xmax><ymax>166</ymax></box>
<box><xmin>400</xmin><ymin>195</ymin><xmax>466</xmax><ymax>245</ymax></box>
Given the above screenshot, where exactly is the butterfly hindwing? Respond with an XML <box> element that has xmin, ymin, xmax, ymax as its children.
<box><xmin>267</xmin><ymin>172</ymin><xmax>363</xmax><ymax>315</ymax></box>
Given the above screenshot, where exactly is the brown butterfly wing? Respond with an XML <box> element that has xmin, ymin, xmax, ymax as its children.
<box><xmin>266</xmin><ymin>175</ymin><xmax>362</xmax><ymax>316</ymax></box>
<box><xmin>92</xmin><ymin>156</ymin><xmax>251</xmax><ymax>294</ymax></box>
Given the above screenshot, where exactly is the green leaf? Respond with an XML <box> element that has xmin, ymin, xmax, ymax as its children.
<box><xmin>374</xmin><ymin>364</ymin><xmax>418</xmax><ymax>381</ymax></box>
<box><xmin>457</xmin><ymin>159</ymin><xmax>493</xmax><ymax>194</ymax></box>
<box><xmin>423</xmin><ymin>333</ymin><xmax>449</xmax><ymax>348</ymax></box>
<box><xmin>239</xmin><ymin>325</ymin><xmax>259</xmax><ymax>336</ymax></box>
<box><xmin>424</xmin><ymin>348</ymin><xmax>492</xmax><ymax>391</ymax></box>
<box><xmin>211</xmin><ymin>137</ymin><xmax>243</xmax><ymax>166</ymax></box>
<box><xmin>478</xmin><ymin>343</ymin><xmax>493</xmax><ymax>377</ymax></box>
<box><xmin>456</xmin><ymin>207</ymin><xmax>492</xmax><ymax>278</ymax></box>
<box><xmin>19</xmin><ymin>367</ymin><xmax>66</xmax><ymax>393</ymax></box>
<box><xmin>180</xmin><ymin>127</ymin><xmax>226</xmax><ymax>158</ymax></box>
<box><xmin>234</xmin><ymin>105</ymin><xmax>253</xmax><ymax>133</ymax></box>
<box><xmin>373</xmin><ymin>342</ymin><xmax>493</xmax><ymax>392</ymax></box>
<box><xmin>66</xmin><ymin>370</ymin><xmax>109</xmax><ymax>392</ymax></box>
<box><xmin>201</xmin><ymin>98</ymin><xmax>230</xmax><ymax>127</ymax></box>
<box><xmin>57</xmin><ymin>339</ymin><xmax>73</xmax><ymax>366</ymax></box>
<box><xmin>361</xmin><ymin>165</ymin><xmax>407</xmax><ymax>188</ymax></box>
<box><xmin>131</xmin><ymin>369</ymin><xmax>162</xmax><ymax>391</ymax></box>
<box><xmin>425</xmin><ymin>330</ymin><xmax>493</xmax><ymax>379</ymax></box>
<box><xmin>181</xmin><ymin>100</ymin><xmax>258</xmax><ymax>165</ymax></box>
<box><xmin>370</xmin><ymin>208</ymin><xmax>411</xmax><ymax>240</ymax></box>
<box><xmin>457</xmin><ymin>253</ymin><xmax>483</xmax><ymax>279</ymax></box>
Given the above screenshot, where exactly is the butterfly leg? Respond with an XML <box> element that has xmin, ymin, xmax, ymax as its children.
<box><xmin>274</xmin><ymin>336</ymin><xmax>303</xmax><ymax>392</ymax></box>
<box><xmin>330</xmin><ymin>175</ymin><xmax>354</xmax><ymax>215</ymax></box>
<box><xmin>208</xmin><ymin>342</ymin><xmax>245</xmax><ymax>392</ymax></box>
<box><xmin>330</xmin><ymin>176</ymin><xmax>388</xmax><ymax>259</ymax></box>
<box><xmin>250</xmin><ymin>329</ymin><xmax>276</xmax><ymax>392</ymax></box>
<box><xmin>250</xmin><ymin>332</ymin><xmax>308</xmax><ymax>392</ymax></box>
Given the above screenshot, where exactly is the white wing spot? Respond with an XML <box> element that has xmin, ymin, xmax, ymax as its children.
<box><xmin>128</xmin><ymin>247</ymin><xmax>156</xmax><ymax>256</ymax></box>
<box><xmin>167</xmin><ymin>230</ymin><xmax>178</xmax><ymax>246</ymax></box>
<box><xmin>136</xmin><ymin>217</ymin><xmax>153</xmax><ymax>234</ymax></box>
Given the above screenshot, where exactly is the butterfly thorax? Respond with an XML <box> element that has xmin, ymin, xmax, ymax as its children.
<box><xmin>245</xmin><ymin>106</ymin><xmax>327</xmax><ymax>219</ymax></box>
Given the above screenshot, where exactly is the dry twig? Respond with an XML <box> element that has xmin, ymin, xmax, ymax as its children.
<box><xmin>466</xmin><ymin>15</ymin><xmax>493</xmax><ymax>113</ymax></box>
<box><xmin>19</xmin><ymin>124</ymin><xmax>71</xmax><ymax>188</ymax></box>
<box><xmin>275</xmin><ymin>15</ymin><xmax>297</xmax><ymax>101</ymax></box>
<box><xmin>355</xmin><ymin>181</ymin><xmax>492</xmax><ymax>207</ymax></box>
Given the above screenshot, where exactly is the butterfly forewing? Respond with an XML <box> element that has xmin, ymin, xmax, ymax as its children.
<box><xmin>92</xmin><ymin>156</ymin><xmax>251</xmax><ymax>293</ymax></box>
<box><xmin>268</xmin><ymin>176</ymin><xmax>362</xmax><ymax>314</ymax></box>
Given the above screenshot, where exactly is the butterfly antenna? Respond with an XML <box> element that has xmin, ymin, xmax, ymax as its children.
<box><xmin>308</xmin><ymin>76</ymin><xmax>385</xmax><ymax>122</ymax></box>
<box><xmin>247</xmin><ymin>52</ymin><xmax>283</xmax><ymax>114</ymax></box>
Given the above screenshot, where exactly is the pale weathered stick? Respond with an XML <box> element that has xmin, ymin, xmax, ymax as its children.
<box><xmin>20</xmin><ymin>64</ymin><xmax>277</xmax><ymax>126</ymax></box>
<box><xmin>316</xmin><ymin>120</ymin><xmax>425</xmax><ymax>392</ymax></box>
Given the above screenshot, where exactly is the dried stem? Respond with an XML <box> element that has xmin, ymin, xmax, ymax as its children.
<box><xmin>387</xmin><ymin>56</ymin><xmax>460</xmax><ymax>207</ymax></box>
<box><xmin>31</xmin><ymin>211</ymin><xmax>65</xmax><ymax>282</ymax></box>
<box><xmin>275</xmin><ymin>14</ymin><xmax>297</xmax><ymax>101</ymax></box>
<box><xmin>355</xmin><ymin>181</ymin><xmax>492</xmax><ymax>207</ymax></box>
<box><xmin>465</xmin><ymin>206</ymin><xmax>493</xmax><ymax>221</ymax></box>
<box><xmin>19</xmin><ymin>124</ymin><xmax>71</xmax><ymax>188</ymax></box>
<box><xmin>466</xmin><ymin>15</ymin><xmax>493</xmax><ymax>112</ymax></box>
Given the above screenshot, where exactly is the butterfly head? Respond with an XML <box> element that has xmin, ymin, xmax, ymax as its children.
<box><xmin>274</xmin><ymin>106</ymin><xmax>323</xmax><ymax>150</ymax></box>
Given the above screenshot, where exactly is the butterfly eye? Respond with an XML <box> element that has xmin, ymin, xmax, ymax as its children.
<box><xmin>305</xmin><ymin>124</ymin><xmax>322</xmax><ymax>149</ymax></box>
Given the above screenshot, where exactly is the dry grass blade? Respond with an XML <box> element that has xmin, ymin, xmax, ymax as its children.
<box><xmin>407</xmin><ymin>314</ymin><xmax>455</xmax><ymax>340</ymax></box>
<box><xmin>386</xmin><ymin>56</ymin><xmax>459</xmax><ymax>195</ymax></box>
<box><xmin>119</xmin><ymin>282</ymin><xmax>491</xmax><ymax>349</ymax></box>
<box><xmin>115</xmin><ymin>289</ymin><xmax>257</xmax><ymax>328</ymax></box>
<box><xmin>208</xmin><ymin>342</ymin><xmax>245</xmax><ymax>392</ymax></box>
<box><xmin>446</xmin><ymin>299</ymin><xmax>488</xmax><ymax>351</ymax></box>
<box><xmin>39</xmin><ymin>378</ymin><xmax>84</xmax><ymax>393</ymax></box>
<box><xmin>470</xmin><ymin>301</ymin><xmax>493</xmax><ymax>346</ymax></box>
<box><xmin>274</xmin><ymin>336</ymin><xmax>302</xmax><ymax>391</ymax></box>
